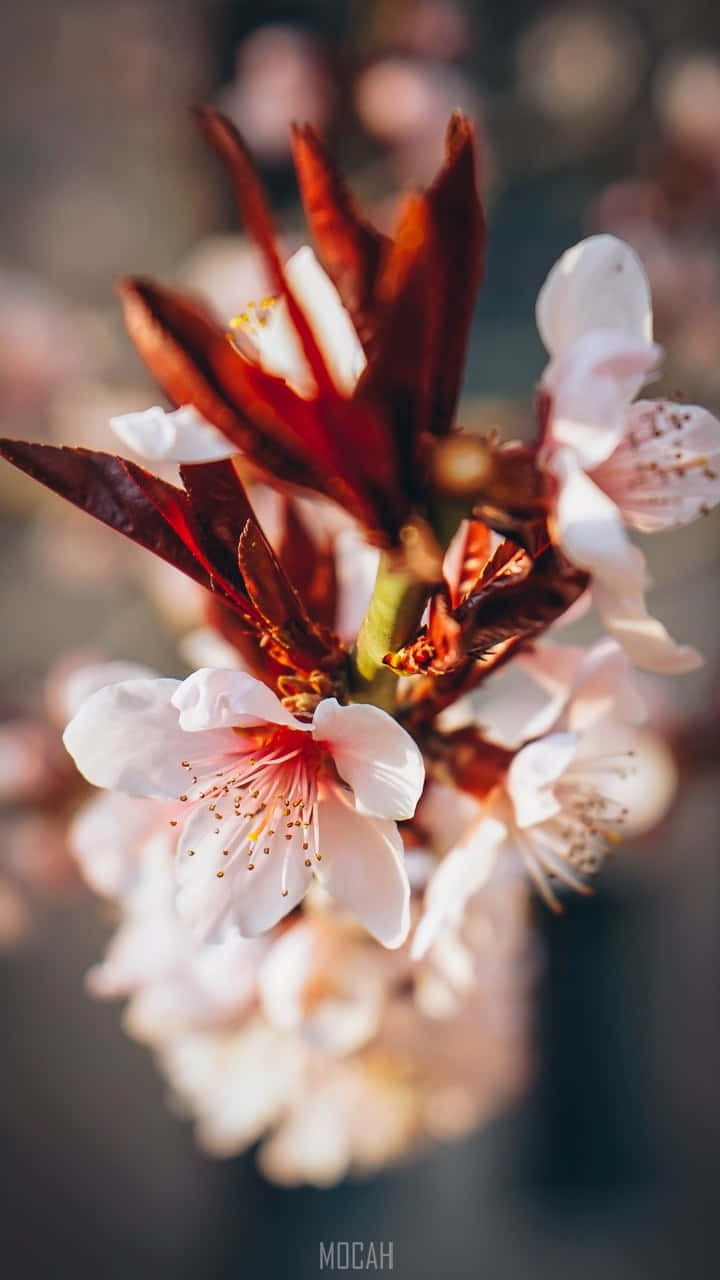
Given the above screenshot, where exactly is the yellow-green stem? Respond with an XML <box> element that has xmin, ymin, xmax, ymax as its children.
<box><xmin>349</xmin><ymin>552</ymin><xmax>428</xmax><ymax>712</ymax></box>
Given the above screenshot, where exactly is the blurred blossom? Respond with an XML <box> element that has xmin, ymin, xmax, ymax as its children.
<box><xmin>655</xmin><ymin>53</ymin><xmax>720</xmax><ymax>159</ymax></box>
<box><xmin>354</xmin><ymin>58</ymin><xmax>481</xmax><ymax>180</ymax></box>
<box><xmin>515</xmin><ymin>6</ymin><xmax>643</xmax><ymax>135</ymax></box>
<box><xmin>380</xmin><ymin>0</ymin><xmax>472</xmax><ymax>59</ymax></box>
<box><xmin>219</xmin><ymin>26</ymin><xmax>333</xmax><ymax>163</ymax></box>
<box><xmin>0</xmin><ymin>269</ymin><xmax>109</xmax><ymax>437</ymax></box>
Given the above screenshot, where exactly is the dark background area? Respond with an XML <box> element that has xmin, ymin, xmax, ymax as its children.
<box><xmin>2</xmin><ymin>2</ymin><xmax>720</xmax><ymax>1276</ymax></box>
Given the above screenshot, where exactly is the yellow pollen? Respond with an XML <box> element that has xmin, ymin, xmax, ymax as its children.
<box><xmin>216</xmin><ymin>870</ymin><xmax>224</xmax><ymax>878</ymax></box>
<box><xmin>248</xmin><ymin>831</ymin><xmax>260</xmax><ymax>842</ymax></box>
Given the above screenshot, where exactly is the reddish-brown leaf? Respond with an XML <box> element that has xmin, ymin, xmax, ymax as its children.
<box><xmin>290</xmin><ymin>123</ymin><xmax>388</xmax><ymax>350</ymax></box>
<box><xmin>194</xmin><ymin>106</ymin><xmax>337</xmax><ymax>400</ymax></box>
<box><xmin>0</xmin><ymin>439</ymin><xmax>211</xmax><ymax>590</ymax></box>
<box><xmin>118</xmin><ymin>277</ymin><xmax>335</xmax><ymax>489</ymax></box>
<box><xmin>178</xmin><ymin>457</ymin><xmax>255</xmax><ymax>593</ymax></box>
<box><xmin>276</xmin><ymin>498</ymin><xmax>338</xmax><ymax>632</ymax></box>
<box><xmin>424</xmin><ymin>113</ymin><xmax>487</xmax><ymax>437</ymax></box>
<box><xmin>237</xmin><ymin>519</ymin><xmax>340</xmax><ymax>672</ymax></box>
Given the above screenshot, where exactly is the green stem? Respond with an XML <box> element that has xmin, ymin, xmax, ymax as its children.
<box><xmin>349</xmin><ymin>552</ymin><xmax>428</xmax><ymax>711</ymax></box>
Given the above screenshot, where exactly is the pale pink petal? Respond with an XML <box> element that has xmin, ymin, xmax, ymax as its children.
<box><xmin>552</xmin><ymin>453</ymin><xmax>647</xmax><ymax>592</ymax></box>
<box><xmin>542</xmin><ymin>330</ymin><xmax>661</xmax><ymax>468</ymax></box>
<box><xmin>536</xmin><ymin>234</ymin><xmax>653</xmax><ymax>359</ymax></box>
<box><xmin>506</xmin><ymin>732</ymin><xmax>579</xmax><ymax>828</ymax></box>
<box><xmin>591</xmin><ymin>578</ymin><xmax>703</xmax><ymax>674</ymax></box>
<box><xmin>313</xmin><ymin>786</ymin><xmax>410</xmax><ymax>948</ymax></box>
<box><xmin>312</xmin><ymin>698</ymin><xmax>424</xmax><ymax>819</ymax></box>
<box><xmin>109</xmin><ymin>404</ymin><xmax>234</xmax><ymax>462</ymax></box>
<box><xmin>69</xmin><ymin>791</ymin><xmax>159</xmax><ymax>899</ymax></box>
<box><xmin>564</xmin><ymin>637</ymin><xmax>646</xmax><ymax>729</ymax></box>
<box><xmin>172</xmin><ymin>668</ymin><xmax>301</xmax><ymax>732</ymax></box>
<box><xmin>411</xmin><ymin>816</ymin><xmax>507</xmax><ymax>959</ymax></box>
<box><xmin>63</xmin><ymin>678</ymin><xmax>233</xmax><ymax>798</ymax></box>
<box><xmin>590</xmin><ymin>400</ymin><xmax>720</xmax><ymax>531</ymax></box>
<box><xmin>55</xmin><ymin>659</ymin><xmax>158</xmax><ymax>723</ymax></box>
<box><xmin>175</xmin><ymin>802</ymin><xmax>312</xmax><ymax>940</ymax></box>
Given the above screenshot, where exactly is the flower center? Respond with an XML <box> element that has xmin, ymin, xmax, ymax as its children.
<box><xmin>177</xmin><ymin>726</ymin><xmax>328</xmax><ymax>897</ymax></box>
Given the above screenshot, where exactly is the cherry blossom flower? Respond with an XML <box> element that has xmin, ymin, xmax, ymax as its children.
<box><xmin>63</xmin><ymin>668</ymin><xmax>424</xmax><ymax>947</ymax></box>
<box><xmin>413</xmin><ymin>639</ymin><xmax>676</xmax><ymax>954</ymax></box>
<box><xmin>537</xmin><ymin>233</ymin><xmax>720</xmax><ymax>673</ymax></box>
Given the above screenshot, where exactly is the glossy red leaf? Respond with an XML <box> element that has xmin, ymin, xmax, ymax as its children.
<box><xmin>290</xmin><ymin>123</ymin><xmax>388</xmax><ymax>350</ymax></box>
<box><xmin>0</xmin><ymin>439</ymin><xmax>211</xmax><ymax>590</ymax></box>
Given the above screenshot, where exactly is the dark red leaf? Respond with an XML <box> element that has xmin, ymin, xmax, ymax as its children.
<box><xmin>238</xmin><ymin>519</ymin><xmax>341</xmax><ymax>672</ymax></box>
<box><xmin>0</xmin><ymin>439</ymin><xmax>211</xmax><ymax>590</ymax></box>
<box><xmin>290</xmin><ymin>123</ymin><xmax>388</xmax><ymax>350</ymax></box>
<box><xmin>118</xmin><ymin>277</ymin><xmax>335</xmax><ymax>489</ymax></box>
<box><xmin>194</xmin><ymin>106</ymin><xmax>337</xmax><ymax>400</ymax></box>
<box><xmin>276</xmin><ymin>499</ymin><xmax>338</xmax><ymax>632</ymax></box>
<box><xmin>423</xmin><ymin>113</ymin><xmax>487</xmax><ymax>437</ymax></box>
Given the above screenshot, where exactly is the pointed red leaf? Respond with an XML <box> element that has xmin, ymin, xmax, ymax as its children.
<box><xmin>237</xmin><ymin>520</ymin><xmax>342</xmax><ymax>672</ymax></box>
<box><xmin>0</xmin><ymin>439</ymin><xmax>208</xmax><ymax>589</ymax></box>
<box><xmin>194</xmin><ymin>106</ymin><xmax>337</xmax><ymax>399</ymax></box>
<box><xmin>290</xmin><ymin>123</ymin><xmax>388</xmax><ymax>350</ymax></box>
<box><xmin>424</xmin><ymin>113</ymin><xmax>487</xmax><ymax>436</ymax></box>
<box><xmin>118</xmin><ymin>277</ymin><xmax>331</xmax><ymax>487</ymax></box>
<box><xmin>276</xmin><ymin>498</ymin><xmax>338</xmax><ymax>632</ymax></box>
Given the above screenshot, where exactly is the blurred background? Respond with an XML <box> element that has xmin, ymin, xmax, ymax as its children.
<box><xmin>2</xmin><ymin>1</ymin><xmax>720</xmax><ymax>1276</ymax></box>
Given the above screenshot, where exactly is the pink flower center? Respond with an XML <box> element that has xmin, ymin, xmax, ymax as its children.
<box><xmin>176</xmin><ymin>726</ymin><xmax>329</xmax><ymax>895</ymax></box>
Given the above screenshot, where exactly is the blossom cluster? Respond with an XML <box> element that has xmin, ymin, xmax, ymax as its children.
<box><xmin>1</xmin><ymin>108</ymin><xmax>716</xmax><ymax>1182</ymax></box>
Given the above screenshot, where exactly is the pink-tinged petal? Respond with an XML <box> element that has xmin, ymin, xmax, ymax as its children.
<box><xmin>536</xmin><ymin>235</ymin><xmax>653</xmax><ymax>359</ymax></box>
<box><xmin>172</xmin><ymin>668</ymin><xmax>301</xmax><ymax>732</ymax></box>
<box><xmin>411</xmin><ymin>816</ymin><xmax>506</xmax><ymax>959</ymax></box>
<box><xmin>175</xmin><ymin>802</ymin><xmax>312</xmax><ymax>940</ymax></box>
<box><xmin>590</xmin><ymin>400</ymin><xmax>720</xmax><ymax>531</ymax></box>
<box><xmin>63</xmin><ymin>678</ymin><xmax>233</xmax><ymax>798</ymax></box>
<box><xmin>312</xmin><ymin>698</ymin><xmax>424</xmax><ymax>820</ymax></box>
<box><xmin>542</xmin><ymin>330</ymin><xmax>662</xmax><ymax>468</ymax></box>
<box><xmin>55</xmin><ymin>660</ymin><xmax>158</xmax><ymax>723</ymax></box>
<box><xmin>109</xmin><ymin>404</ymin><xmax>234</xmax><ymax>462</ymax></box>
<box><xmin>506</xmin><ymin>732</ymin><xmax>579</xmax><ymax>828</ymax></box>
<box><xmin>591</xmin><ymin>578</ymin><xmax>703</xmax><ymax>674</ymax></box>
<box><xmin>552</xmin><ymin>453</ymin><xmax>647</xmax><ymax>592</ymax></box>
<box><xmin>313</xmin><ymin>786</ymin><xmax>410</xmax><ymax>948</ymax></box>
<box><xmin>69</xmin><ymin>792</ymin><xmax>160</xmax><ymax>899</ymax></box>
<box><xmin>565</xmin><ymin>638</ymin><xmax>646</xmax><ymax>729</ymax></box>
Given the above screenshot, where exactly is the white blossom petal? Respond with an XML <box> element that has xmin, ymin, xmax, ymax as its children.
<box><xmin>172</xmin><ymin>668</ymin><xmax>301</xmax><ymax>732</ymax></box>
<box><xmin>506</xmin><ymin>732</ymin><xmax>579</xmax><ymax>828</ymax></box>
<box><xmin>542</xmin><ymin>330</ymin><xmax>661</xmax><ymax>468</ymax></box>
<box><xmin>63</xmin><ymin>678</ymin><xmax>233</xmax><ymax>798</ymax></box>
<box><xmin>313</xmin><ymin>786</ymin><xmax>411</xmax><ymax>948</ymax></box>
<box><xmin>590</xmin><ymin>399</ymin><xmax>720</xmax><ymax>531</ymax></box>
<box><xmin>552</xmin><ymin>452</ymin><xmax>647</xmax><ymax>592</ymax></box>
<box><xmin>536</xmin><ymin>234</ymin><xmax>653</xmax><ymax>359</ymax></box>
<box><xmin>312</xmin><ymin>698</ymin><xmax>424</xmax><ymax>820</ymax></box>
<box><xmin>109</xmin><ymin>404</ymin><xmax>234</xmax><ymax>462</ymax></box>
<box><xmin>591</xmin><ymin>578</ymin><xmax>703</xmax><ymax>674</ymax></box>
<box><xmin>69</xmin><ymin>791</ymin><xmax>161</xmax><ymax>899</ymax></box>
<box><xmin>175</xmin><ymin>801</ymin><xmax>312</xmax><ymax>941</ymax></box>
<box><xmin>411</xmin><ymin>816</ymin><xmax>507</xmax><ymax>959</ymax></box>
